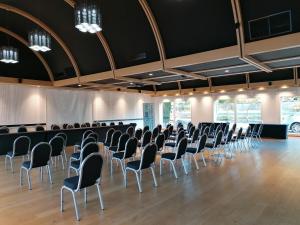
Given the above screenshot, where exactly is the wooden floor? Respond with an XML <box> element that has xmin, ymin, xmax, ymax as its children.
<box><xmin>1</xmin><ymin>139</ymin><xmax>300</xmax><ymax>225</ymax></box>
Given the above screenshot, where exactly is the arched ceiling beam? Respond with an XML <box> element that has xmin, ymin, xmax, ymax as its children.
<box><xmin>0</xmin><ymin>26</ymin><xmax>54</xmax><ymax>83</ymax></box>
<box><xmin>0</xmin><ymin>3</ymin><xmax>81</xmax><ymax>82</ymax></box>
<box><xmin>230</xmin><ymin>0</ymin><xmax>272</xmax><ymax>73</ymax></box>
<box><xmin>138</xmin><ymin>0</ymin><xmax>207</xmax><ymax>81</ymax></box>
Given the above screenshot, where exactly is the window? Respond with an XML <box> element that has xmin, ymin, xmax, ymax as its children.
<box><xmin>162</xmin><ymin>100</ymin><xmax>191</xmax><ymax>127</ymax></box>
<box><xmin>281</xmin><ymin>96</ymin><xmax>300</xmax><ymax>133</ymax></box>
<box><xmin>214</xmin><ymin>99</ymin><xmax>235</xmax><ymax>123</ymax></box>
<box><xmin>236</xmin><ymin>98</ymin><xmax>262</xmax><ymax>124</ymax></box>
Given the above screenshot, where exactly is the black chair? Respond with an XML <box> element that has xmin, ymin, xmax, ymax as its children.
<box><xmin>160</xmin><ymin>138</ymin><xmax>188</xmax><ymax>178</ymax></box>
<box><xmin>101</xmin><ymin>122</ymin><xmax>107</xmax><ymax>127</ymax></box>
<box><xmin>68</xmin><ymin>142</ymin><xmax>99</xmax><ymax>177</ymax></box>
<box><xmin>162</xmin><ymin>129</ymin><xmax>169</xmax><ymax>140</ymax></box>
<box><xmin>186</xmin><ymin>134</ymin><xmax>208</xmax><ymax>168</ymax></box>
<box><xmin>155</xmin><ymin>133</ymin><xmax>165</xmax><ymax>153</ymax></box>
<box><xmin>253</xmin><ymin>124</ymin><xmax>264</xmax><ymax>142</ymax></box>
<box><xmin>61</xmin><ymin>153</ymin><xmax>104</xmax><ymax>221</ymax></box>
<box><xmin>126</xmin><ymin>126</ymin><xmax>135</xmax><ymax>137</ymax></box>
<box><xmin>67</xmin><ymin>124</ymin><xmax>74</xmax><ymax>129</ymax></box>
<box><xmin>63</xmin><ymin>124</ymin><xmax>68</xmax><ymax>129</ymax></box>
<box><xmin>55</xmin><ymin>132</ymin><xmax>68</xmax><ymax>161</ymax></box>
<box><xmin>49</xmin><ymin>136</ymin><xmax>65</xmax><ymax>169</ymax></box>
<box><xmin>74</xmin><ymin>123</ymin><xmax>80</xmax><ymax>128</ymax></box>
<box><xmin>165</xmin><ymin>130</ymin><xmax>185</xmax><ymax>148</ymax></box>
<box><xmin>81</xmin><ymin>123</ymin><xmax>87</xmax><ymax>128</ymax></box>
<box><xmin>208</xmin><ymin>123</ymin><xmax>215</xmax><ymax>137</ymax></box>
<box><xmin>111</xmin><ymin>137</ymin><xmax>138</xmax><ymax>177</ymax></box>
<box><xmin>221</xmin><ymin>129</ymin><xmax>234</xmax><ymax>158</ymax></box>
<box><xmin>52</xmin><ymin>124</ymin><xmax>60</xmax><ymax>130</ymax></box>
<box><xmin>103</xmin><ymin>128</ymin><xmax>115</xmax><ymax>147</ymax></box>
<box><xmin>197</xmin><ymin>122</ymin><xmax>202</xmax><ymax>130</ymax></box>
<box><xmin>85</xmin><ymin>122</ymin><xmax>91</xmax><ymax>127</ymax></box>
<box><xmin>125</xmin><ymin>143</ymin><xmax>158</xmax><ymax>192</ymax></box>
<box><xmin>108</xmin><ymin>133</ymin><xmax>130</xmax><ymax>154</ymax></box>
<box><xmin>70</xmin><ymin>137</ymin><xmax>96</xmax><ymax>161</ymax></box>
<box><xmin>74</xmin><ymin>130</ymin><xmax>94</xmax><ymax>151</ymax></box>
<box><xmin>92</xmin><ymin>123</ymin><xmax>98</xmax><ymax>127</ymax></box>
<box><xmin>201</xmin><ymin>126</ymin><xmax>209</xmax><ymax>136</ymax></box>
<box><xmin>118</xmin><ymin>121</ymin><xmax>123</xmax><ymax>125</ymax></box>
<box><xmin>209</xmin><ymin>124</ymin><xmax>221</xmax><ymax>139</ymax></box>
<box><xmin>134</xmin><ymin>128</ymin><xmax>143</xmax><ymax>141</ymax></box>
<box><xmin>0</xmin><ymin>126</ymin><xmax>9</xmax><ymax>134</ymax></box>
<box><xmin>143</xmin><ymin>125</ymin><xmax>149</xmax><ymax>134</ymax></box>
<box><xmin>206</xmin><ymin>130</ymin><xmax>224</xmax><ymax>156</ymax></box>
<box><xmin>104</xmin><ymin>130</ymin><xmax>122</xmax><ymax>155</ymax></box>
<box><xmin>241</xmin><ymin>125</ymin><xmax>252</xmax><ymax>150</ymax></box>
<box><xmin>138</xmin><ymin>130</ymin><xmax>152</xmax><ymax>149</ymax></box>
<box><xmin>157</xmin><ymin>124</ymin><xmax>162</xmax><ymax>133</ymax></box>
<box><xmin>5</xmin><ymin>136</ymin><xmax>31</xmax><ymax>173</ymax></box>
<box><xmin>110</xmin><ymin>122</ymin><xmax>115</xmax><ymax>126</ymax></box>
<box><xmin>168</xmin><ymin>125</ymin><xmax>174</xmax><ymax>136</ymax></box>
<box><xmin>187</xmin><ymin>126</ymin><xmax>195</xmax><ymax>138</ymax></box>
<box><xmin>35</xmin><ymin>125</ymin><xmax>45</xmax><ymax>131</ymax></box>
<box><xmin>152</xmin><ymin>126</ymin><xmax>159</xmax><ymax>140</ymax></box>
<box><xmin>18</xmin><ymin>126</ymin><xmax>27</xmax><ymax>133</ymax></box>
<box><xmin>87</xmin><ymin>132</ymin><xmax>99</xmax><ymax>142</ymax></box>
<box><xmin>20</xmin><ymin>142</ymin><xmax>52</xmax><ymax>190</ymax></box>
<box><xmin>188</xmin><ymin>128</ymin><xmax>200</xmax><ymax>146</ymax></box>
<box><xmin>231</xmin><ymin>127</ymin><xmax>243</xmax><ymax>151</ymax></box>
<box><xmin>232</xmin><ymin>123</ymin><xmax>237</xmax><ymax>133</ymax></box>
<box><xmin>223</xmin><ymin>123</ymin><xmax>230</xmax><ymax>136</ymax></box>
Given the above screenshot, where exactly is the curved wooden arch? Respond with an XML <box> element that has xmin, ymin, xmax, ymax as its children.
<box><xmin>0</xmin><ymin>3</ymin><xmax>81</xmax><ymax>81</ymax></box>
<box><xmin>0</xmin><ymin>26</ymin><xmax>54</xmax><ymax>82</ymax></box>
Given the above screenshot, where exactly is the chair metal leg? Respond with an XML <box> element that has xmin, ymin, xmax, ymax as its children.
<box><xmin>193</xmin><ymin>154</ymin><xmax>199</xmax><ymax>170</ymax></box>
<box><xmin>201</xmin><ymin>152</ymin><xmax>207</xmax><ymax>167</ymax></box>
<box><xmin>124</xmin><ymin>169</ymin><xmax>128</xmax><ymax>188</ymax></box>
<box><xmin>71</xmin><ymin>191</ymin><xmax>80</xmax><ymax>221</ymax></box>
<box><xmin>171</xmin><ymin>161</ymin><xmax>178</xmax><ymax>179</ymax></box>
<box><xmin>47</xmin><ymin>165</ymin><xmax>53</xmax><ymax>184</ymax></box>
<box><xmin>134</xmin><ymin>170</ymin><xmax>142</xmax><ymax>192</ymax></box>
<box><xmin>10</xmin><ymin>157</ymin><xmax>14</xmax><ymax>173</ymax></box>
<box><xmin>4</xmin><ymin>155</ymin><xmax>7</xmax><ymax>169</ymax></box>
<box><xmin>159</xmin><ymin>159</ymin><xmax>163</xmax><ymax>176</ymax></box>
<box><xmin>84</xmin><ymin>188</ymin><xmax>87</xmax><ymax>206</ymax></box>
<box><xmin>40</xmin><ymin>167</ymin><xmax>43</xmax><ymax>181</ymax></box>
<box><xmin>60</xmin><ymin>155</ymin><xmax>65</xmax><ymax>170</ymax></box>
<box><xmin>20</xmin><ymin>167</ymin><xmax>23</xmax><ymax>186</ymax></box>
<box><xmin>63</xmin><ymin>149</ymin><xmax>67</xmax><ymax>162</ymax></box>
<box><xmin>60</xmin><ymin>187</ymin><xmax>64</xmax><ymax>212</ymax></box>
<box><xmin>27</xmin><ymin>170</ymin><xmax>32</xmax><ymax>190</ymax></box>
<box><xmin>110</xmin><ymin>158</ymin><xmax>113</xmax><ymax>175</ymax></box>
<box><xmin>181</xmin><ymin>158</ymin><xmax>188</xmax><ymax>175</ymax></box>
<box><xmin>150</xmin><ymin>166</ymin><xmax>158</xmax><ymax>187</ymax></box>
<box><xmin>96</xmin><ymin>184</ymin><xmax>105</xmax><ymax>210</ymax></box>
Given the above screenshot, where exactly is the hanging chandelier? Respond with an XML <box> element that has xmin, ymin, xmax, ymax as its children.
<box><xmin>28</xmin><ymin>29</ymin><xmax>51</xmax><ymax>52</ymax></box>
<box><xmin>74</xmin><ymin>0</ymin><xmax>102</xmax><ymax>33</ymax></box>
<box><xmin>0</xmin><ymin>46</ymin><xmax>19</xmax><ymax>64</ymax></box>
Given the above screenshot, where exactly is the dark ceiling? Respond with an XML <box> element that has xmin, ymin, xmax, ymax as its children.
<box><xmin>0</xmin><ymin>0</ymin><xmax>299</xmax><ymax>90</ymax></box>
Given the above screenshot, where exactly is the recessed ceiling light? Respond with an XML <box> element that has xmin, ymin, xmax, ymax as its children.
<box><xmin>203</xmin><ymin>91</ymin><xmax>208</xmax><ymax>94</ymax></box>
<box><xmin>163</xmin><ymin>94</ymin><xmax>167</xmax><ymax>97</ymax></box>
<box><xmin>189</xmin><ymin>92</ymin><xmax>193</xmax><ymax>96</ymax></box>
<box><xmin>78</xmin><ymin>84</ymin><xmax>82</xmax><ymax>87</ymax></box>
<box><xmin>281</xmin><ymin>85</ymin><xmax>288</xmax><ymax>89</ymax></box>
<box><xmin>130</xmin><ymin>82</ymin><xmax>134</xmax><ymax>85</ymax></box>
<box><xmin>149</xmin><ymin>73</ymin><xmax>153</xmax><ymax>76</ymax></box>
<box><xmin>220</xmin><ymin>90</ymin><xmax>226</xmax><ymax>93</ymax></box>
<box><xmin>176</xmin><ymin>93</ymin><xmax>180</xmax><ymax>96</ymax></box>
<box><xmin>225</xmin><ymin>69</ymin><xmax>230</xmax><ymax>73</ymax></box>
<box><xmin>258</xmin><ymin>87</ymin><xmax>265</xmax><ymax>91</ymax></box>
<box><xmin>238</xmin><ymin>88</ymin><xmax>244</xmax><ymax>92</ymax></box>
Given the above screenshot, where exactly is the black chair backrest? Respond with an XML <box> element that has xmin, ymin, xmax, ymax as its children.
<box><xmin>245</xmin><ymin>126</ymin><xmax>252</xmax><ymax>137</ymax></box>
<box><xmin>78</xmin><ymin>153</ymin><xmax>103</xmax><ymax>190</ymax></box>
<box><xmin>175</xmin><ymin>138</ymin><xmax>188</xmax><ymax>159</ymax></box>
<box><xmin>140</xmin><ymin>143</ymin><xmax>157</xmax><ymax>169</ymax></box>
<box><xmin>162</xmin><ymin>129</ymin><xmax>169</xmax><ymax>140</ymax></box>
<box><xmin>82</xmin><ymin>130</ymin><xmax>93</xmax><ymax>140</ymax></box>
<box><xmin>197</xmin><ymin>122</ymin><xmax>202</xmax><ymax>130</ymax></box>
<box><xmin>110</xmin><ymin>122</ymin><xmax>115</xmax><ymax>126</ymax></box>
<box><xmin>74</xmin><ymin>123</ymin><xmax>80</xmax><ymax>128</ymax></box>
<box><xmin>118</xmin><ymin>121</ymin><xmax>123</xmax><ymax>125</ymax></box>
<box><xmin>110</xmin><ymin>130</ymin><xmax>122</xmax><ymax>147</ymax></box>
<box><xmin>18</xmin><ymin>126</ymin><xmax>27</xmax><ymax>133</ymax></box>
<box><xmin>81</xmin><ymin>123</ymin><xmax>87</xmax><ymax>128</ymax></box>
<box><xmin>62</xmin><ymin>124</ymin><xmax>68</xmax><ymax>129</ymax></box>
<box><xmin>67</xmin><ymin>124</ymin><xmax>74</xmax><ymax>129</ymax></box>
<box><xmin>214</xmin><ymin>131</ymin><xmax>223</xmax><ymax>147</ymax></box>
<box><xmin>0</xmin><ymin>126</ymin><xmax>9</xmax><ymax>134</ymax></box>
<box><xmin>168</xmin><ymin>125</ymin><xmax>174</xmax><ymax>134</ymax></box>
<box><xmin>134</xmin><ymin>128</ymin><xmax>143</xmax><ymax>141</ymax></box>
<box><xmin>214</xmin><ymin>124</ymin><xmax>221</xmax><ymax>135</ymax></box>
<box><xmin>157</xmin><ymin>124</ymin><xmax>162</xmax><ymax>133</ymax></box>
<box><xmin>191</xmin><ymin>128</ymin><xmax>200</xmax><ymax>143</ymax></box>
<box><xmin>152</xmin><ymin>127</ymin><xmax>159</xmax><ymax>139</ymax></box>
<box><xmin>87</xmin><ymin>132</ymin><xmax>99</xmax><ymax>142</ymax></box>
<box><xmin>223</xmin><ymin>124</ymin><xmax>229</xmax><ymax>136</ymax></box>
<box><xmin>30</xmin><ymin>142</ymin><xmax>51</xmax><ymax>168</ymax></box>
<box><xmin>101</xmin><ymin>122</ymin><xmax>107</xmax><ymax>127</ymax></box>
<box><xmin>208</xmin><ymin>124</ymin><xmax>214</xmax><ymax>134</ymax></box>
<box><xmin>55</xmin><ymin>132</ymin><xmax>67</xmax><ymax>146</ymax></box>
<box><xmin>124</xmin><ymin>137</ymin><xmax>138</xmax><ymax>159</ymax></box>
<box><xmin>85</xmin><ymin>122</ymin><xmax>91</xmax><ymax>127</ymax></box>
<box><xmin>225</xmin><ymin>129</ymin><xmax>234</xmax><ymax>144</ymax></box>
<box><xmin>202</xmin><ymin>126</ymin><xmax>209</xmax><ymax>136</ymax></box>
<box><xmin>13</xmin><ymin>136</ymin><xmax>31</xmax><ymax>156</ymax></box>
<box><xmin>117</xmin><ymin>133</ymin><xmax>130</xmax><ymax>151</ymax></box>
<box><xmin>104</xmin><ymin>128</ymin><xmax>115</xmax><ymax>144</ymax></box>
<box><xmin>36</xmin><ymin>126</ymin><xmax>44</xmax><ymax>131</ymax></box>
<box><xmin>258</xmin><ymin>124</ymin><xmax>264</xmax><ymax>135</ymax></box>
<box><xmin>126</xmin><ymin>126</ymin><xmax>135</xmax><ymax>137</ymax></box>
<box><xmin>232</xmin><ymin>123</ymin><xmax>237</xmax><ymax>132</ymax></box>
<box><xmin>155</xmin><ymin>133</ymin><xmax>165</xmax><ymax>151</ymax></box>
<box><xmin>143</xmin><ymin>125</ymin><xmax>150</xmax><ymax>134</ymax></box>
<box><xmin>80</xmin><ymin>142</ymin><xmax>99</xmax><ymax>163</ymax></box>
<box><xmin>141</xmin><ymin>130</ymin><xmax>152</xmax><ymax>147</ymax></box>
<box><xmin>196</xmin><ymin>135</ymin><xmax>207</xmax><ymax>153</ymax></box>
<box><xmin>81</xmin><ymin>136</ymin><xmax>96</xmax><ymax>149</ymax></box>
<box><xmin>188</xmin><ymin>126</ymin><xmax>195</xmax><ymax>138</ymax></box>
<box><xmin>178</xmin><ymin>127</ymin><xmax>184</xmax><ymax>133</ymax></box>
<box><xmin>92</xmin><ymin>123</ymin><xmax>98</xmax><ymax>127</ymax></box>
<box><xmin>251</xmin><ymin>124</ymin><xmax>258</xmax><ymax>136</ymax></box>
<box><xmin>237</xmin><ymin>127</ymin><xmax>243</xmax><ymax>139</ymax></box>
<box><xmin>177</xmin><ymin>122</ymin><xmax>183</xmax><ymax>129</ymax></box>
<box><xmin>49</xmin><ymin>136</ymin><xmax>64</xmax><ymax>156</ymax></box>
<box><xmin>175</xmin><ymin>130</ymin><xmax>185</xmax><ymax>146</ymax></box>
<box><xmin>187</xmin><ymin>122</ymin><xmax>192</xmax><ymax>132</ymax></box>
<box><xmin>52</xmin><ymin>124</ymin><xmax>60</xmax><ymax>130</ymax></box>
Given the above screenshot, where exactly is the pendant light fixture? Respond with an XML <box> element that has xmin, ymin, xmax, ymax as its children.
<box><xmin>74</xmin><ymin>0</ymin><xmax>102</xmax><ymax>33</ymax></box>
<box><xmin>0</xmin><ymin>46</ymin><xmax>19</xmax><ymax>64</ymax></box>
<box><xmin>28</xmin><ymin>29</ymin><xmax>51</xmax><ymax>52</ymax></box>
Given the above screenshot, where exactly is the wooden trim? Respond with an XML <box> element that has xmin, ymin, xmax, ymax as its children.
<box><xmin>241</xmin><ymin>55</ymin><xmax>272</xmax><ymax>73</ymax></box>
<box><xmin>246</xmin><ymin>73</ymin><xmax>250</xmax><ymax>89</ymax></box>
<box><xmin>0</xmin><ymin>27</ymin><xmax>54</xmax><ymax>83</ymax></box>
<box><xmin>164</xmin><ymin>68</ymin><xmax>207</xmax><ymax>80</ymax></box>
<box><xmin>117</xmin><ymin>77</ymin><xmax>159</xmax><ymax>85</ymax></box>
<box><xmin>0</xmin><ymin>76</ymin><xmax>52</xmax><ymax>86</ymax></box>
<box><xmin>208</xmin><ymin>78</ymin><xmax>212</xmax><ymax>92</ymax></box>
<box><xmin>177</xmin><ymin>81</ymin><xmax>182</xmax><ymax>94</ymax></box>
<box><xmin>293</xmin><ymin>67</ymin><xmax>298</xmax><ymax>85</ymax></box>
<box><xmin>96</xmin><ymin>32</ymin><xmax>116</xmax><ymax>71</ymax></box>
<box><xmin>79</xmin><ymin>71</ymin><xmax>114</xmax><ymax>84</ymax></box>
<box><xmin>0</xmin><ymin>3</ymin><xmax>81</xmax><ymax>82</ymax></box>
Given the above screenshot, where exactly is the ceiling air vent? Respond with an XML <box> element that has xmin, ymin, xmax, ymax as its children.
<box><xmin>248</xmin><ymin>10</ymin><xmax>292</xmax><ymax>40</ymax></box>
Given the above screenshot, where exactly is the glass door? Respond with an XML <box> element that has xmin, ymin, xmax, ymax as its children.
<box><xmin>143</xmin><ymin>103</ymin><xmax>154</xmax><ymax>130</ymax></box>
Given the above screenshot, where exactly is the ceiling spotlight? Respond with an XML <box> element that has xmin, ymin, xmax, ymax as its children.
<box><xmin>203</xmin><ymin>91</ymin><xmax>208</xmax><ymax>94</ymax></box>
<box><xmin>189</xmin><ymin>92</ymin><xmax>193</xmax><ymax>96</ymax></box>
<box><xmin>130</xmin><ymin>82</ymin><xmax>134</xmax><ymax>85</ymax></box>
<box><xmin>75</xmin><ymin>0</ymin><xmax>102</xmax><ymax>34</ymax></box>
<box><xmin>258</xmin><ymin>87</ymin><xmax>265</xmax><ymax>91</ymax></box>
<box><xmin>149</xmin><ymin>73</ymin><xmax>153</xmax><ymax>76</ymax></box>
<box><xmin>78</xmin><ymin>84</ymin><xmax>82</xmax><ymax>87</ymax></box>
<box><xmin>238</xmin><ymin>88</ymin><xmax>244</xmax><ymax>92</ymax></box>
<box><xmin>281</xmin><ymin>85</ymin><xmax>288</xmax><ymax>89</ymax></box>
<box><xmin>220</xmin><ymin>90</ymin><xmax>226</xmax><ymax>93</ymax></box>
<box><xmin>175</xmin><ymin>93</ymin><xmax>180</xmax><ymax>96</ymax></box>
<box><xmin>0</xmin><ymin>46</ymin><xmax>19</xmax><ymax>64</ymax></box>
<box><xmin>225</xmin><ymin>69</ymin><xmax>230</xmax><ymax>73</ymax></box>
<box><xmin>163</xmin><ymin>94</ymin><xmax>167</xmax><ymax>97</ymax></box>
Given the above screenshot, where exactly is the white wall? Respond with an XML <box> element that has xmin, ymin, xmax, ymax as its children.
<box><xmin>153</xmin><ymin>87</ymin><xmax>300</xmax><ymax>126</ymax></box>
<box><xmin>0</xmin><ymin>84</ymin><xmax>153</xmax><ymax>129</ymax></box>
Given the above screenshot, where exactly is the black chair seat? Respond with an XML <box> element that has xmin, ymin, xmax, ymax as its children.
<box><xmin>112</xmin><ymin>152</ymin><xmax>124</xmax><ymax>159</ymax></box>
<box><xmin>6</xmin><ymin>151</ymin><xmax>26</xmax><ymax>157</ymax></box>
<box><xmin>186</xmin><ymin>147</ymin><xmax>197</xmax><ymax>154</ymax></box>
<box><xmin>71</xmin><ymin>152</ymin><xmax>80</xmax><ymax>160</ymax></box>
<box><xmin>22</xmin><ymin>161</ymin><xmax>31</xmax><ymax>169</ymax></box>
<box><xmin>168</xmin><ymin>136</ymin><xmax>176</xmax><ymax>141</ymax></box>
<box><xmin>109</xmin><ymin>146</ymin><xmax>118</xmax><ymax>152</ymax></box>
<box><xmin>71</xmin><ymin>160</ymin><xmax>80</xmax><ymax>169</ymax></box>
<box><xmin>126</xmin><ymin>160</ymin><xmax>141</xmax><ymax>170</ymax></box>
<box><xmin>161</xmin><ymin>152</ymin><xmax>176</xmax><ymax>160</ymax></box>
<box><xmin>205</xmin><ymin>142</ymin><xmax>214</xmax><ymax>148</ymax></box>
<box><xmin>165</xmin><ymin>142</ymin><xmax>175</xmax><ymax>148</ymax></box>
<box><xmin>208</xmin><ymin>135</ymin><xmax>215</xmax><ymax>139</ymax></box>
<box><xmin>74</xmin><ymin>142</ymin><xmax>80</xmax><ymax>147</ymax></box>
<box><xmin>221</xmin><ymin>141</ymin><xmax>226</xmax><ymax>145</ymax></box>
<box><xmin>64</xmin><ymin>176</ymin><xmax>79</xmax><ymax>190</ymax></box>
